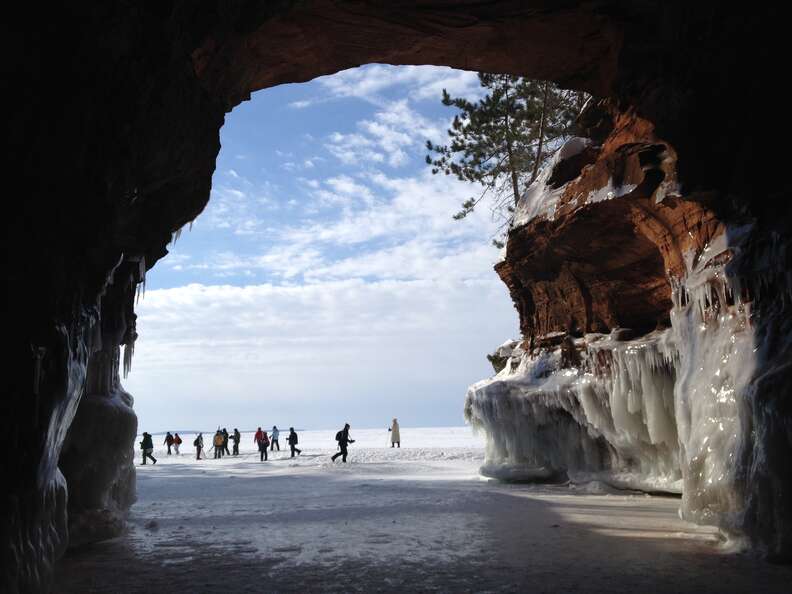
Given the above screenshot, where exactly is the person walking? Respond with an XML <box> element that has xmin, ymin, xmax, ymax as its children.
<box><xmin>270</xmin><ymin>426</ymin><xmax>280</xmax><ymax>451</ymax></box>
<box><xmin>173</xmin><ymin>432</ymin><xmax>182</xmax><ymax>455</ymax></box>
<box><xmin>255</xmin><ymin>429</ymin><xmax>270</xmax><ymax>461</ymax></box>
<box><xmin>140</xmin><ymin>432</ymin><xmax>157</xmax><ymax>465</ymax></box>
<box><xmin>287</xmin><ymin>427</ymin><xmax>302</xmax><ymax>458</ymax></box>
<box><xmin>331</xmin><ymin>423</ymin><xmax>355</xmax><ymax>463</ymax></box>
<box><xmin>213</xmin><ymin>430</ymin><xmax>224</xmax><ymax>459</ymax></box>
<box><xmin>231</xmin><ymin>428</ymin><xmax>241</xmax><ymax>456</ymax></box>
<box><xmin>222</xmin><ymin>428</ymin><xmax>231</xmax><ymax>456</ymax></box>
<box><xmin>163</xmin><ymin>431</ymin><xmax>174</xmax><ymax>455</ymax></box>
<box><xmin>194</xmin><ymin>432</ymin><xmax>204</xmax><ymax>460</ymax></box>
<box><xmin>389</xmin><ymin>418</ymin><xmax>401</xmax><ymax>448</ymax></box>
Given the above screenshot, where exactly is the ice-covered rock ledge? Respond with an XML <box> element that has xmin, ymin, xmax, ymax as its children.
<box><xmin>472</xmin><ymin>103</ymin><xmax>792</xmax><ymax>558</ymax></box>
<box><xmin>466</xmin><ymin>329</ymin><xmax>682</xmax><ymax>493</ymax></box>
<box><xmin>467</xmin><ymin>231</ymin><xmax>766</xmax><ymax>518</ymax></box>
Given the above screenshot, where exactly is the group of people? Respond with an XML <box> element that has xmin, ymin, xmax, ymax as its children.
<box><xmin>139</xmin><ymin>418</ymin><xmax>402</xmax><ymax>465</ymax></box>
<box><xmin>191</xmin><ymin>427</ymin><xmax>242</xmax><ymax>459</ymax></box>
<box><xmin>163</xmin><ymin>432</ymin><xmax>183</xmax><ymax>455</ymax></box>
<box><xmin>253</xmin><ymin>426</ymin><xmax>301</xmax><ymax>461</ymax></box>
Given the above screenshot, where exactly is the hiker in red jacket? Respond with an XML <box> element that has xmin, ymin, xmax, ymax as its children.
<box><xmin>173</xmin><ymin>433</ymin><xmax>183</xmax><ymax>455</ymax></box>
<box><xmin>254</xmin><ymin>427</ymin><xmax>270</xmax><ymax>461</ymax></box>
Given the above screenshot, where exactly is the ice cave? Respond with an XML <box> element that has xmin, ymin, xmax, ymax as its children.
<box><xmin>4</xmin><ymin>2</ymin><xmax>791</xmax><ymax>592</ymax></box>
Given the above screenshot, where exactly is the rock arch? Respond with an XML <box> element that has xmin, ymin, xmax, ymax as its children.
<box><xmin>5</xmin><ymin>2</ymin><xmax>790</xmax><ymax>591</ymax></box>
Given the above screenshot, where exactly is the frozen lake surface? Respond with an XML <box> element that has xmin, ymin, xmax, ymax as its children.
<box><xmin>56</xmin><ymin>427</ymin><xmax>790</xmax><ymax>592</ymax></box>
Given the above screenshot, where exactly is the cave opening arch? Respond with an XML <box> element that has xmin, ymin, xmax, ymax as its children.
<box><xmin>6</xmin><ymin>2</ymin><xmax>792</xmax><ymax>591</ymax></box>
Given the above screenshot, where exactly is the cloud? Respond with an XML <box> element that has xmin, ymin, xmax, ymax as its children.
<box><xmin>324</xmin><ymin>131</ymin><xmax>384</xmax><ymax>166</ymax></box>
<box><xmin>280</xmin><ymin>167</ymin><xmax>495</xmax><ymax>247</ymax></box>
<box><xmin>183</xmin><ymin>245</ymin><xmax>325</xmax><ymax>280</ymax></box>
<box><xmin>305</xmin><ymin>238</ymin><xmax>499</xmax><ymax>283</ymax></box>
<box><xmin>200</xmin><ymin>179</ymin><xmax>280</xmax><ymax>236</ymax></box>
<box><xmin>125</xmin><ymin>276</ymin><xmax>517</xmax><ymax>429</ymax></box>
<box><xmin>314</xmin><ymin>65</ymin><xmax>483</xmax><ymax>105</ymax></box>
<box><xmin>324</xmin><ymin>99</ymin><xmax>445</xmax><ymax>169</ymax></box>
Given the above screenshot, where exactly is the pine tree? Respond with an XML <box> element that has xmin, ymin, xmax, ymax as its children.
<box><xmin>426</xmin><ymin>73</ymin><xmax>587</xmax><ymax>245</ymax></box>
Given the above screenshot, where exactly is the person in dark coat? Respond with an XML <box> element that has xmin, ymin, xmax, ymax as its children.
<box><xmin>194</xmin><ymin>433</ymin><xmax>204</xmax><ymax>460</ymax></box>
<box><xmin>231</xmin><ymin>428</ymin><xmax>241</xmax><ymax>456</ymax></box>
<box><xmin>331</xmin><ymin>423</ymin><xmax>355</xmax><ymax>463</ymax></box>
<box><xmin>222</xmin><ymin>428</ymin><xmax>230</xmax><ymax>455</ymax></box>
<box><xmin>163</xmin><ymin>432</ymin><xmax>174</xmax><ymax>455</ymax></box>
<box><xmin>140</xmin><ymin>432</ymin><xmax>157</xmax><ymax>465</ymax></box>
<box><xmin>287</xmin><ymin>427</ymin><xmax>301</xmax><ymax>458</ymax></box>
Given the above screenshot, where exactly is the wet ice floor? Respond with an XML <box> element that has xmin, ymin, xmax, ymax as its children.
<box><xmin>55</xmin><ymin>428</ymin><xmax>791</xmax><ymax>592</ymax></box>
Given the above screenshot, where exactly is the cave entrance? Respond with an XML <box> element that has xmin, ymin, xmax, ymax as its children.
<box><xmin>14</xmin><ymin>4</ymin><xmax>792</xmax><ymax>591</ymax></box>
<box><xmin>124</xmin><ymin>64</ymin><xmax>519</xmax><ymax>435</ymax></box>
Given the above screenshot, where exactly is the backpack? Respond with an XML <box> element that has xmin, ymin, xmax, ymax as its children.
<box><xmin>335</xmin><ymin>430</ymin><xmax>344</xmax><ymax>442</ymax></box>
<box><xmin>193</xmin><ymin>438</ymin><xmax>200</xmax><ymax>447</ymax></box>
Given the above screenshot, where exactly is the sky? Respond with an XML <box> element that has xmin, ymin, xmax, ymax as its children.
<box><xmin>125</xmin><ymin>65</ymin><xmax>519</xmax><ymax>433</ymax></box>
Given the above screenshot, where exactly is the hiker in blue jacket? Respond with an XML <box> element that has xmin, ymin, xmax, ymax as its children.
<box><xmin>270</xmin><ymin>426</ymin><xmax>280</xmax><ymax>451</ymax></box>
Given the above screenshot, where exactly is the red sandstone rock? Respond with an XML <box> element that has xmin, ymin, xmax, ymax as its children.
<box><xmin>497</xmin><ymin>106</ymin><xmax>726</xmax><ymax>341</ymax></box>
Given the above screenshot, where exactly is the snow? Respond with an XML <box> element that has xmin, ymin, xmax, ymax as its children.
<box><xmin>511</xmin><ymin>137</ymin><xmax>590</xmax><ymax>228</ymax></box>
<box><xmin>492</xmin><ymin>338</ymin><xmax>520</xmax><ymax>359</ymax></box>
<box><xmin>56</xmin><ymin>426</ymin><xmax>791</xmax><ymax>592</ymax></box>
<box><xmin>584</xmin><ymin>177</ymin><xmax>637</xmax><ymax>204</ymax></box>
<box><xmin>510</xmin><ymin>136</ymin><xmax>645</xmax><ymax>230</ymax></box>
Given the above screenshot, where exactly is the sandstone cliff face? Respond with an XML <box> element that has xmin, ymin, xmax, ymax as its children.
<box><xmin>497</xmin><ymin>102</ymin><xmax>726</xmax><ymax>342</ymax></box>
<box><xmin>468</xmin><ymin>100</ymin><xmax>791</xmax><ymax>558</ymax></box>
<box><xmin>5</xmin><ymin>1</ymin><xmax>792</xmax><ymax>591</ymax></box>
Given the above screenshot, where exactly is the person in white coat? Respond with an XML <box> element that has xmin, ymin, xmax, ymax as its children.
<box><xmin>389</xmin><ymin>418</ymin><xmax>401</xmax><ymax>448</ymax></box>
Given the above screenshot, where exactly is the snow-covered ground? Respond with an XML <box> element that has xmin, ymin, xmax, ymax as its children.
<box><xmin>56</xmin><ymin>427</ymin><xmax>790</xmax><ymax>593</ymax></box>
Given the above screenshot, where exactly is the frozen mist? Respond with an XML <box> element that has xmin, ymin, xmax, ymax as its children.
<box><xmin>54</xmin><ymin>427</ymin><xmax>791</xmax><ymax>593</ymax></box>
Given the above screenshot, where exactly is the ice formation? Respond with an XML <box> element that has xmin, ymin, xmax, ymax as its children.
<box><xmin>466</xmin><ymin>329</ymin><xmax>682</xmax><ymax>492</ymax></box>
<box><xmin>511</xmin><ymin>137</ymin><xmax>590</xmax><ymax>228</ymax></box>
<box><xmin>466</xmin><ymin>216</ymin><xmax>786</xmax><ymax>540</ymax></box>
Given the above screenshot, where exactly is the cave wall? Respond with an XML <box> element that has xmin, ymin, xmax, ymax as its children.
<box><xmin>58</xmin><ymin>259</ymin><xmax>141</xmax><ymax>547</ymax></box>
<box><xmin>4</xmin><ymin>1</ymin><xmax>791</xmax><ymax>590</ymax></box>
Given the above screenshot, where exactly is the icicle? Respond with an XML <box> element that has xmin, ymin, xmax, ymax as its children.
<box><xmin>135</xmin><ymin>256</ymin><xmax>147</xmax><ymax>304</ymax></box>
<box><xmin>122</xmin><ymin>342</ymin><xmax>134</xmax><ymax>378</ymax></box>
<box><xmin>136</xmin><ymin>275</ymin><xmax>146</xmax><ymax>304</ymax></box>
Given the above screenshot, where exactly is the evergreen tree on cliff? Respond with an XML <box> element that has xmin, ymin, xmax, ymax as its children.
<box><xmin>426</xmin><ymin>74</ymin><xmax>586</xmax><ymax>245</ymax></box>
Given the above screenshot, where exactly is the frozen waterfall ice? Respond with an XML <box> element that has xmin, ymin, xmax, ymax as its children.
<box><xmin>464</xmin><ymin>219</ymin><xmax>786</xmax><ymax>545</ymax></box>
